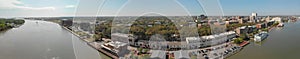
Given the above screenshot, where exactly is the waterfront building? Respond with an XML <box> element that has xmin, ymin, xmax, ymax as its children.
<box><xmin>266</xmin><ymin>21</ymin><xmax>275</xmax><ymax>27</ymax></box>
<box><xmin>126</xmin><ymin>31</ymin><xmax>236</xmax><ymax>50</ymax></box>
<box><xmin>186</xmin><ymin>31</ymin><xmax>236</xmax><ymax>49</ymax></box>
<box><xmin>101</xmin><ymin>41</ymin><xmax>130</xmax><ymax>57</ymax></box>
<box><xmin>254</xmin><ymin>31</ymin><xmax>268</xmax><ymax>42</ymax></box>
<box><xmin>272</xmin><ymin>17</ymin><xmax>282</xmax><ymax>23</ymax></box>
<box><xmin>235</xmin><ymin>26</ymin><xmax>256</xmax><ymax>35</ymax></box>
<box><xmin>256</xmin><ymin>23</ymin><xmax>267</xmax><ymax>29</ymax></box>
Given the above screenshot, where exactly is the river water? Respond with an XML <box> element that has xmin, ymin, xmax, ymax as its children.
<box><xmin>0</xmin><ymin>20</ymin><xmax>100</xmax><ymax>59</ymax></box>
<box><xmin>228</xmin><ymin>20</ymin><xmax>300</xmax><ymax>59</ymax></box>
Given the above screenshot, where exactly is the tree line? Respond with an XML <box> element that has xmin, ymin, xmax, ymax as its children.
<box><xmin>0</xmin><ymin>19</ymin><xmax>25</xmax><ymax>31</ymax></box>
<box><xmin>94</xmin><ymin>16</ymin><xmax>213</xmax><ymax>41</ymax></box>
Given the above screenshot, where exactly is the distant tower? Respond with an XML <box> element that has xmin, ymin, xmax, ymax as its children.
<box><xmin>251</xmin><ymin>13</ymin><xmax>257</xmax><ymax>17</ymax></box>
<box><xmin>238</xmin><ymin>18</ymin><xmax>243</xmax><ymax>24</ymax></box>
<box><xmin>250</xmin><ymin>13</ymin><xmax>257</xmax><ymax>23</ymax></box>
<box><xmin>266</xmin><ymin>16</ymin><xmax>270</xmax><ymax>22</ymax></box>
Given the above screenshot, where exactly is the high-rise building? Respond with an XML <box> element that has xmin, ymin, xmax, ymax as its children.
<box><xmin>251</xmin><ymin>13</ymin><xmax>257</xmax><ymax>17</ymax></box>
<box><xmin>266</xmin><ymin>16</ymin><xmax>270</xmax><ymax>22</ymax></box>
<box><xmin>238</xmin><ymin>18</ymin><xmax>243</xmax><ymax>24</ymax></box>
<box><xmin>250</xmin><ymin>13</ymin><xmax>258</xmax><ymax>23</ymax></box>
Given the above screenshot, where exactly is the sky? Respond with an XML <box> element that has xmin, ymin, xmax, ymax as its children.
<box><xmin>0</xmin><ymin>0</ymin><xmax>300</xmax><ymax>17</ymax></box>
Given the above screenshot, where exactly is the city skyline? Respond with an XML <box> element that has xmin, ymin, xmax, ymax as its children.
<box><xmin>0</xmin><ymin>0</ymin><xmax>300</xmax><ymax>17</ymax></box>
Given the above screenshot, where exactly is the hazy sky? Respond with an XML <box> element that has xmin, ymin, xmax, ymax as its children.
<box><xmin>0</xmin><ymin>0</ymin><xmax>300</xmax><ymax>17</ymax></box>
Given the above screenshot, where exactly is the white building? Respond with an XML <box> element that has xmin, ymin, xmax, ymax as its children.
<box><xmin>101</xmin><ymin>41</ymin><xmax>129</xmax><ymax>57</ymax></box>
<box><xmin>251</xmin><ymin>13</ymin><xmax>257</xmax><ymax>17</ymax></box>
<box><xmin>254</xmin><ymin>31</ymin><xmax>268</xmax><ymax>42</ymax></box>
<box><xmin>186</xmin><ymin>31</ymin><xmax>236</xmax><ymax>48</ymax></box>
<box><xmin>250</xmin><ymin>13</ymin><xmax>258</xmax><ymax>23</ymax></box>
<box><xmin>272</xmin><ymin>17</ymin><xmax>282</xmax><ymax>23</ymax></box>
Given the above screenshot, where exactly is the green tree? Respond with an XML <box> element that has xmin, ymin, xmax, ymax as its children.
<box><xmin>0</xmin><ymin>24</ymin><xmax>6</xmax><ymax>29</ymax></box>
<box><xmin>234</xmin><ymin>38</ymin><xmax>244</xmax><ymax>44</ymax></box>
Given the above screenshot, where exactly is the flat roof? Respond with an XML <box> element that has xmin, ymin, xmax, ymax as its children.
<box><xmin>174</xmin><ymin>50</ymin><xmax>190</xmax><ymax>59</ymax></box>
<box><xmin>150</xmin><ymin>50</ymin><xmax>166</xmax><ymax>59</ymax></box>
<box><xmin>186</xmin><ymin>31</ymin><xmax>235</xmax><ymax>41</ymax></box>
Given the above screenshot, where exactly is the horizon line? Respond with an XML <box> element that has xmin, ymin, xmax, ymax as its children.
<box><xmin>2</xmin><ymin>15</ymin><xmax>300</xmax><ymax>18</ymax></box>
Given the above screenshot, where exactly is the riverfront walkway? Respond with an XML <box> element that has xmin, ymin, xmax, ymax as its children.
<box><xmin>62</xmin><ymin>26</ymin><xmax>117</xmax><ymax>59</ymax></box>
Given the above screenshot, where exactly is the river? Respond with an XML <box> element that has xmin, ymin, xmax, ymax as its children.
<box><xmin>228</xmin><ymin>20</ymin><xmax>300</xmax><ymax>59</ymax></box>
<box><xmin>0</xmin><ymin>20</ymin><xmax>100</xmax><ymax>59</ymax></box>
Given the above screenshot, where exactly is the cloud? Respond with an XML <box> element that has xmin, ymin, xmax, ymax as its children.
<box><xmin>15</xmin><ymin>6</ymin><xmax>56</xmax><ymax>10</ymax></box>
<box><xmin>0</xmin><ymin>0</ymin><xmax>56</xmax><ymax>10</ymax></box>
<box><xmin>0</xmin><ymin>0</ymin><xmax>61</xmax><ymax>17</ymax></box>
<box><xmin>65</xmin><ymin>5</ymin><xmax>75</xmax><ymax>8</ymax></box>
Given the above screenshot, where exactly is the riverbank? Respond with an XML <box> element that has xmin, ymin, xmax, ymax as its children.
<box><xmin>45</xmin><ymin>18</ymin><xmax>114</xmax><ymax>59</ymax></box>
<box><xmin>228</xmin><ymin>20</ymin><xmax>300</xmax><ymax>59</ymax></box>
<box><xmin>61</xmin><ymin>26</ymin><xmax>114</xmax><ymax>59</ymax></box>
<box><xmin>225</xmin><ymin>22</ymin><xmax>283</xmax><ymax>59</ymax></box>
<box><xmin>0</xmin><ymin>19</ymin><xmax>25</xmax><ymax>31</ymax></box>
<box><xmin>62</xmin><ymin>26</ymin><xmax>90</xmax><ymax>42</ymax></box>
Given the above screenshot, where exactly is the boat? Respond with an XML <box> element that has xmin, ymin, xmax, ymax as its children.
<box><xmin>254</xmin><ymin>31</ymin><xmax>268</xmax><ymax>42</ymax></box>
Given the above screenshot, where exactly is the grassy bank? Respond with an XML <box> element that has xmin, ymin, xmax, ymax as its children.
<box><xmin>0</xmin><ymin>19</ymin><xmax>25</xmax><ymax>31</ymax></box>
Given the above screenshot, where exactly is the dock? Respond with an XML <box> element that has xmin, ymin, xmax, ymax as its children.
<box><xmin>239</xmin><ymin>41</ymin><xmax>249</xmax><ymax>47</ymax></box>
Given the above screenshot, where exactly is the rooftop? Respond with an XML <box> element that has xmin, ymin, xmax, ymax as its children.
<box><xmin>174</xmin><ymin>50</ymin><xmax>190</xmax><ymax>59</ymax></box>
<box><xmin>150</xmin><ymin>50</ymin><xmax>166</xmax><ymax>59</ymax></box>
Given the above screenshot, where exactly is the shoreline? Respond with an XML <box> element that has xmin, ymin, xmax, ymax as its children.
<box><xmin>44</xmin><ymin>19</ymin><xmax>115</xmax><ymax>59</ymax></box>
<box><xmin>61</xmin><ymin>26</ymin><xmax>90</xmax><ymax>42</ymax></box>
<box><xmin>0</xmin><ymin>27</ymin><xmax>12</xmax><ymax>32</ymax></box>
<box><xmin>61</xmin><ymin>26</ymin><xmax>115</xmax><ymax>59</ymax></box>
<box><xmin>226</xmin><ymin>21</ymin><xmax>291</xmax><ymax>59</ymax></box>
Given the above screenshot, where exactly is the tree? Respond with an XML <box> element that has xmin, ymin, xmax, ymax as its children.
<box><xmin>0</xmin><ymin>19</ymin><xmax>24</xmax><ymax>31</ymax></box>
<box><xmin>0</xmin><ymin>24</ymin><xmax>6</xmax><ymax>29</ymax></box>
<box><xmin>234</xmin><ymin>38</ymin><xmax>244</xmax><ymax>44</ymax></box>
<box><xmin>198</xmin><ymin>25</ymin><xmax>211</xmax><ymax>36</ymax></box>
<box><xmin>239</xmin><ymin>34</ymin><xmax>246</xmax><ymax>39</ymax></box>
<box><xmin>93</xmin><ymin>33</ymin><xmax>102</xmax><ymax>41</ymax></box>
